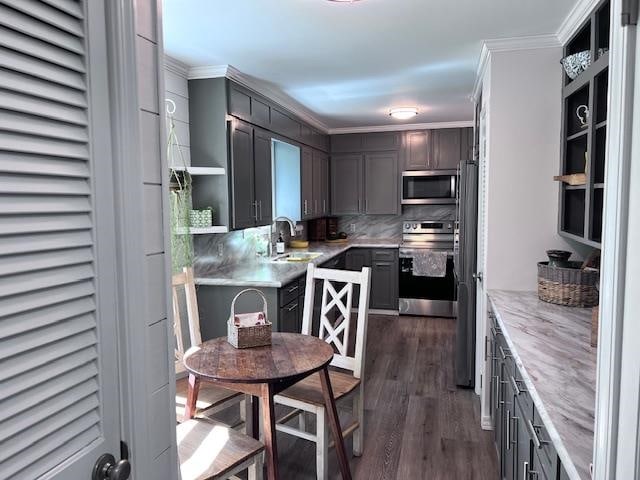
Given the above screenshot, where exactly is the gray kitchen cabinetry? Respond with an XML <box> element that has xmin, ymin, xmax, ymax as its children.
<box><xmin>331</xmin><ymin>132</ymin><xmax>401</xmax><ymax>153</ymax></box>
<box><xmin>364</xmin><ymin>152</ymin><xmax>399</xmax><ymax>214</ymax></box>
<box><xmin>331</xmin><ymin>153</ymin><xmax>363</xmax><ymax>215</ymax></box>
<box><xmin>402</xmin><ymin>129</ymin><xmax>432</xmax><ymax>170</ymax></box>
<box><xmin>301</xmin><ymin>147</ymin><xmax>314</xmax><ymax>220</ymax></box>
<box><xmin>489</xmin><ymin>309</ymin><xmax>570</xmax><ymax>480</ymax></box>
<box><xmin>346</xmin><ymin>248</ymin><xmax>398</xmax><ymax>310</ymax></box>
<box><xmin>229</xmin><ymin>119</ymin><xmax>272</xmax><ymax>229</ymax></box>
<box><xmin>279</xmin><ymin>278</ymin><xmax>303</xmax><ymax>334</ymax></box>
<box><xmin>432</xmin><ymin>128</ymin><xmax>462</xmax><ymax>170</ymax></box>
<box><xmin>301</xmin><ymin>147</ymin><xmax>329</xmax><ymax>220</ymax></box>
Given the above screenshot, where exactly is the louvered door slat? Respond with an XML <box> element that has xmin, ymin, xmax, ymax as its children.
<box><xmin>0</xmin><ymin>379</ymin><xmax>96</xmax><ymax>440</ymax></box>
<box><xmin>0</xmin><ymin>296</ymin><xmax>94</xmax><ymax>339</ymax></box>
<box><xmin>0</xmin><ymin>172</ymin><xmax>90</xmax><ymax>195</ymax></box>
<box><xmin>0</xmin><ymin>0</ymin><xmax>84</xmax><ymax>38</ymax></box>
<box><xmin>0</xmin><ymin>395</ymin><xmax>99</xmax><ymax>462</ymax></box>
<box><xmin>0</xmin><ymin>195</ymin><xmax>91</xmax><ymax>217</ymax></box>
<box><xmin>0</xmin><ymin>1</ymin><xmax>122</xmax><ymax>477</ymax></box>
<box><xmin>0</xmin><ymin>68</ymin><xmax>87</xmax><ymax>108</ymax></box>
<box><xmin>11</xmin><ymin>425</ymin><xmax>101</xmax><ymax>480</ymax></box>
<box><xmin>2</xmin><ymin>416</ymin><xmax>100</xmax><ymax>479</ymax></box>
<box><xmin>0</xmin><ymin>4</ymin><xmax>84</xmax><ymax>54</ymax></box>
<box><xmin>0</xmin><ymin>25</ymin><xmax>85</xmax><ymax>72</ymax></box>
<box><xmin>0</xmin><ymin>110</ymin><xmax>88</xmax><ymax>142</ymax></box>
<box><xmin>1</xmin><ymin>336</ymin><xmax>96</xmax><ymax>382</ymax></box>
<box><xmin>0</xmin><ymin>247</ymin><xmax>93</xmax><ymax>276</ymax></box>
<box><xmin>0</xmin><ymin>231</ymin><xmax>92</xmax><ymax>256</ymax></box>
<box><xmin>0</xmin><ymin>264</ymin><xmax>93</xmax><ymax>300</ymax></box>
<box><xmin>0</xmin><ymin>354</ymin><xmax>98</xmax><ymax>406</ymax></box>
<box><xmin>0</xmin><ymin>152</ymin><xmax>88</xmax><ymax>177</ymax></box>
<box><xmin>0</xmin><ymin>281</ymin><xmax>94</xmax><ymax>322</ymax></box>
<box><xmin>0</xmin><ymin>46</ymin><xmax>85</xmax><ymax>90</ymax></box>
<box><xmin>1</xmin><ymin>89</ymin><xmax>87</xmax><ymax>125</ymax></box>
<box><xmin>40</xmin><ymin>0</ymin><xmax>84</xmax><ymax>20</ymax></box>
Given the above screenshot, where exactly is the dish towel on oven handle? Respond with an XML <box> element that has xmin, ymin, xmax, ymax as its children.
<box><xmin>412</xmin><ymin>250</ymin><xmax>448</xmax><ymax>277</ymax></box>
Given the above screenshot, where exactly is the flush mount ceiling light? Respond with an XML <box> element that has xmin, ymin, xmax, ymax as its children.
<box><xmin>389</xmin><ymin>107</ymin><xmax>419</xmax><ymax>120</ymax></box>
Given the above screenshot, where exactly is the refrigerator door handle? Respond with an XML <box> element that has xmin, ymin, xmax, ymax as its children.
<box><xmin>472</xmin><ymin>271</ymin><xmax>483</xmax><ymax>283</ymax></box>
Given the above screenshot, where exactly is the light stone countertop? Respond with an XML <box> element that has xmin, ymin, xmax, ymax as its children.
<box><xmin>488</xmin><ymin>290</ymin><xmax>597</xmax><ymax>480</ymax></box>
<box><xmin>195</xmin><ymin>239</ymin><xmax>400</xmax><ymax>288</ymax></box>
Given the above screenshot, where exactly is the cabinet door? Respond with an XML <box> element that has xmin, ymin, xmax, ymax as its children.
<box><xmin>229</xmin><ymin>119</ymin><xmax>255</xmax><ymax>230</ymax></box>
<box><xmin>312</xmin><ymin>150</ymin><xmax>324</xmax><ymax>217</ymax></box>
<box><xmin>254</xmin><ymin>128</ymin><xmax>273</xmax><ymax>226</ymax></box>
<box><xmin>362</xmin><ymin>132</ymin><xmax>400</xmax><ymax>152</ymax></box>
<box><xmin>331</xmin><ymin>133</ymin><xmax>363</xmax><ymax>153</ymax></box>
<box><xmin>364</xmin><ymin>152</ymin><xmax>399</xmax><ymax>214</ymax></box>
<box><xmin>515</xmin><ymin>399</ymin><xmax>532</xmax><ymax>480</ymax></box>
<box><xmin>251</xmin><ymin>97</ymin><xmax>271</xmax><ymax>128</ymax></box>
<box><xmin>432</xmin><ymin>128</ymin><xmax>462</xmax><ymax>170</ymax></box>
<box><xmin>331</xmin><ymin>154</ymin><xmax>363</xmax><ymax>214</ymax></box>
<box><xmin>279</xmin><ymin>300</ymin><xmax>300</xmax><ymax>333</ymax></box>
<box><xmin>321</xmin><ymin>152</ymin><xmax>330</xmax><ymax>215</ymax></box>
<box><xmin>346</xmin><ymin>249</ymin><xmax>371</xmax><ymax>307</ymax></box>
<box><xmin>301</xmin><ymin>147</ymin><xmax>314</xmax><ymax>219</ymax></box>
<box><xmin>228</xmin><ymin>83</ymin><xmax>252</xmax><ymax>122</ymax></box>
<box><xmin>503</xmin><ymin>371</ymin><xmax>517</xmax><ymax>480</ymax></box>
<box><xmin>370</xmin><ymin>250</ymin><xmax>399</xmax><ymax>310</ymax></box>
<box><xmin>403</xmin><ymin>130</ymin><xmax>432</xmax><ymax>170</ymax></box>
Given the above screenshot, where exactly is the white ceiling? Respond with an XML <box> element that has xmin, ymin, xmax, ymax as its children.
<box><xmin>162</xmin><ymin>0</ymin><xmax>579</xmax><ymax>130</ymax></box>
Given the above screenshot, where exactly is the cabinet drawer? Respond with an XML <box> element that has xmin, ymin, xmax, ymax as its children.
<box><xmin>372</xmin><ymin>249</ymin><xmax>397</xmax><ymax>262</ymax></box>
<box><xmin>279</xmin><ymin>299</ymin><xmax>301</xmax><ymax>333</ymax></box>
<box><xmin>298</xmin><ymin>275</ymin><xmax>309</xmax><ymax>297</ymax></box>
<box><xmin>533</xmin><ymin>405</ymin><xmax>558</xmax><ymax>479</ymax></box>
<box><xmin>279</xmin><ymin>280</ymin><xmax>301</xmax><ymax>307</ymax></box>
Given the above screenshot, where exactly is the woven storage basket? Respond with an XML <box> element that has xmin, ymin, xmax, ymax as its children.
<box><xmin>227</xmin><ymin>288</ymin><xmax>272</xmax><ymax>348</ymax></box>
<box><xmin>537</xmin><ymin>261</ymin><xmax>599</xmax><ymax>307</ymax></box>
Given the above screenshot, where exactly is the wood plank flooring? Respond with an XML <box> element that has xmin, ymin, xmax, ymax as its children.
<box><xmin>278</xmin><ymin>314</ymin><xmax>498</xmax><ymax>479</ymax></box>
<box><xmin>208</xmin><ymin>314</ymin><xmax>498</xmax><ymax>479</ymax></box>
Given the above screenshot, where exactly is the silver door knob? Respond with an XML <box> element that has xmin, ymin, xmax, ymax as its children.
<box><xmin>472</xmin><ymin>272</ymin><xmax>483</xmax><ymax>282</ymax></box>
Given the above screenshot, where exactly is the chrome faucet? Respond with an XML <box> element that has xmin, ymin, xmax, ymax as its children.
<box><xmin>272</xmin><ymin>216</ymin><xmax>297</xmax><ymax>237</ymax></box>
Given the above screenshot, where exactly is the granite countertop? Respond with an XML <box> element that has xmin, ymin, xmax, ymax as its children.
<box><xmin>195</xmin><ymin>238</ymin><xmax>400</xmax><ymax>288</ymax></box>
<box><xmin>488</xmin><ymin>290</ymin><xmax>597</xmax><ymax>480</ymax></box>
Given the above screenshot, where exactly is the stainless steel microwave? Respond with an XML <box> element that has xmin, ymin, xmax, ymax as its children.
<box><xmin>401</xmin><ymin>170</ymin><xmax>457</xmax><ymax>205</ymax></box>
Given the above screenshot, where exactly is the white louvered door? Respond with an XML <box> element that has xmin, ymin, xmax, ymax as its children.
<box><xmin>0</xmin><ymin>1</ymin><xmax>122</xmax><ymax>479</ymax></box>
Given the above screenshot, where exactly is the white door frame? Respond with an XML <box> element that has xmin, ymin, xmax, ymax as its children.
<box><xmin>593</xmin><ymin>0</ymin><xmax>638</xmax><ymax>478</ymax></box>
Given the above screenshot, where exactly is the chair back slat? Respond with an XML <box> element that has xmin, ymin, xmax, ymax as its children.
<box><xmin>301</xmin><ymin>263</ymin><xmax>371</xmax><ymax>379</ymax></box>
<box><xmin>171</xmin><ymin>267</ymin><xmax>203</xmax><ymax>374</ymax></box>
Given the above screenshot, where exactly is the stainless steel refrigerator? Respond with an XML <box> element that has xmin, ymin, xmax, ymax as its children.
<box><xmin>454</xmin><ymin>159</ymin><xmax>478</xmax><ymax>388</ymax></box>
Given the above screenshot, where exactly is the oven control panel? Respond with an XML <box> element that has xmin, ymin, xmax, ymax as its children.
<box><xmin>402</xmin><ymin>222</ymin><xmax>454</xmax><ymax>234</ymax></box>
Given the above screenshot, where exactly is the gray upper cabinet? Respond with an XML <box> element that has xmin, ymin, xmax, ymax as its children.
<box><xmin>312</xmin><ymin>150</ymin><xmax>329</xmax><ymax>216</ymax></box>
<box><xmin>229</xmin><ymin>119</ymin><xmax>272</xmax><ymax>230</ymax></box>
<box><xmin>364</xmin><ymin>152</ymin><xmax>399</xmax><ymax>214</ymax></box>
<box><xmin>331</xmin><ymin>154</ymin><xmax>363</xmax><ymax>215</ymax></box>
<box><xmin>331</xmin><ymin>134</ymin><xmax>364</xmax><ymax>153</ymax></box>
<box><xmin>253</xmin><ymin>128</ymin><xmax>273</xmax><ymax>225</ymax></box>
<box><xmin>228</xmin><ymin>83</ymin><xmax>252</xmax><ymax>122</ymax></box>
<box><xmin>403</xmin><ymin>130</ymin><xmax>432</xmax><ymax>170</ymax></box>
<box><xmin>301</xmin><ymin>147</ymin><xmax>314</xmax><ymax>220</ymax></box>
<box><xmin>252</xmin><ymin>97</ymin><xmax>271</xmax><ymax>127</ymax></box>
<box><xmin>432</xmin><ymin>128</ymin><xmax>462</xmax><ymax>170</ymax></box>
<box><xmin>229</xmin><ymin>119</ymin><xmax>256</xmax><ymax>230</ymax></box>
<box><xmin>362</xmin><ymin>132</ymin><xmax>401</xmax><ymax>151</ymax></box>
<box><xmin>272</xmin><ymin>108</ymin><xmax>301</xmax><ymax>141</ymax></box>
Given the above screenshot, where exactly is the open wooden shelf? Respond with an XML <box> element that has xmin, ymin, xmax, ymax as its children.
<box><xmin>175</xmin><ymin>226</ymin><xmax>229</xmax><ymax>235</ymax></box>
<box><xmin>558</xmin><ymin>0</ymin><xmax>609</xmax><ymax>249</ymax></box>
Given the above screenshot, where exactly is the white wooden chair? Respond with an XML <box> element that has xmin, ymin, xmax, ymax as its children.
<box><xmin>172</xmin><ymin>267</ymin><xmax>248</xmax><ymax>427</ymax></box>
<box><xmin>273</xmin><ymin>263</ymin><xmax>371</xmax><ymax>480</ymax></box>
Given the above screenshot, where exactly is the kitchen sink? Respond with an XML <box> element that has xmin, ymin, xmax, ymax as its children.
<box><xmin>269</xmin><ymin>252</ymin><xmax>323</xmax><ymax>263</ymax></box>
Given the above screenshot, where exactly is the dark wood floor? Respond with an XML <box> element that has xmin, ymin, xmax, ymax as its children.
<box><xmin>272</xmin><ymin>314</ymin><xmax>499</xmax><ymax>479</ymax></box>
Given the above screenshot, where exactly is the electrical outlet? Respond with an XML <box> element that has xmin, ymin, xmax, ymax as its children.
<box><xmin>350</xmin><ymin>223</ymin><xmax>356</xmax><ymax>233</ymax></box>
<box><xmin>217</xmin><ymin>243</ymin><xmax>224</xmax><ymax>256</ymax></box>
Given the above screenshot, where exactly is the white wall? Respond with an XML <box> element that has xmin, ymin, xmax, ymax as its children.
<box><xmin>164</xmin><ymin>59</ymin><xmax>191</xmax><ymax>166</ymax></box>
<box><xmin>484</xmin><ymin>47</ymin><xmax>584</xmax><ymax>292</ymax></box>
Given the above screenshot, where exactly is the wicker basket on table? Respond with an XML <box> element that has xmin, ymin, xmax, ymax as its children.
<box><xmin>537</xmin><ymin>261</ymin><xmax>599</xmax><ymax>307</ymax></box>
<box><xmin>227</xmin><ymin>288</ymin><xmax>272</xmax><ymax>348</ymax></box>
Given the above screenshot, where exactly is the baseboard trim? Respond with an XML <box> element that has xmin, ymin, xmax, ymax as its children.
<box><xmin>481</xmin><ymin>415</ymin><xmax>494</xmax><ymax>431</ymax></box>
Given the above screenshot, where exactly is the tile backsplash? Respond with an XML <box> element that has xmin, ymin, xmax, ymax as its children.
<box><xmin>194</xmin><ymin>205</ymin><xmax>455</xmax><ymax>267</ymax></box>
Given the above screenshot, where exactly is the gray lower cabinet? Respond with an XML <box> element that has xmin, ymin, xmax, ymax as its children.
<box><xmin>229</xmin><ymin>119</ymin><xmax>272</xmax><ymax>229</ymax></box>
<box><xmin>279</xmin><ymin>278</ymin><xmax>303</xmax><ymax>334</ymax></box>
<box><xmin>331</xmin><ymin>153</ymin><xmax>363</xmax><ymax>215</ymax></box>
<box><xmin>489</xmin><ymin>308</ymin><xmax>569</xmax><ymax>480</ymax></box>
<box><xmin>346</xmin><ymin>248</ymin><xmax>398</xmax><ymax>310</ymax></box>
<box><xmin>364</xmin><ymin>151</ymin><xmax>399</xmax><ymax>214</ymax></box>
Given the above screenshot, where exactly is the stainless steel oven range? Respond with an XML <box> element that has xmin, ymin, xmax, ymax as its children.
<box><xmin>399</xmin><ymin>221</ymin><xmax>457</xmax><ymax>317</ymax></box>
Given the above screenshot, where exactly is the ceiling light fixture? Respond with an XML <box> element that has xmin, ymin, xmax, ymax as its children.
<box><xmin>389</xmin><ymin>107</ymin><xmax>419</xmax><ymax>120</ymax></box>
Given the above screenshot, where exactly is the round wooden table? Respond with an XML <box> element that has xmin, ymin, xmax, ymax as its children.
<box><xmin>183</xmin><ymin>333</ymin><xmax>352</xmax><ymax>480</ymax></box>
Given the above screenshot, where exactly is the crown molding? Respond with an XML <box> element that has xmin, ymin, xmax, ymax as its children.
<box><xmin>185</xmin><ymin>64</ymin><xmax>331</xmax><ymax>133</ymax></box>
<box><xmin>328</xmin><ymin>120</ymin><xmax>474</xmax><ymax>135</ymax></box>
<box><xmin>472</xmin><ymin>34</ymin><xmax>561</xmax><ymax>100</ymax></box>
<box><xmin>557</xmin><ymin>0</ymin><xmax>602</xmax><ymax>45</ymax></box>
<box><xmin>164</xmin><ymin>55</ymin><xmax>189</xmax><ymax>78</ymax></box>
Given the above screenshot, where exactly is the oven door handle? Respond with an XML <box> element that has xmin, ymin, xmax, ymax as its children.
<box><xmin>400</xmin><ymin>248</ymin><xmax>455</xmax><ymax>258</ymax></box>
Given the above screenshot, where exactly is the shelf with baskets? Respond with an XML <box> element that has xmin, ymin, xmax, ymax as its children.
<box><xmin>558</xmin><ymin>0</ymin><xmax>609</xmax><ymax>247</ymax></box>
